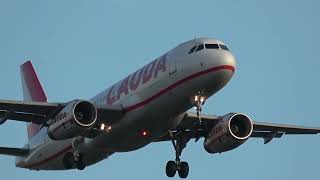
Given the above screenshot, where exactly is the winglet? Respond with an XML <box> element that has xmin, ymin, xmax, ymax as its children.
<box><xmin>20</xmin><ymin>61</ymin><xmax>47</xmax><ymax>140</ymax></box>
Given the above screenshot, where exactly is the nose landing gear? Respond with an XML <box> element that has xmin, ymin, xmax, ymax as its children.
<box><xmin>192</xmin><ymin>94</ymin><xmax>206</xmax><ymax>142</ymax></box>
<box><xmin>193</xmin><ymin>94</ymin><xmax>206</xmax><ymax>123</ymax></box>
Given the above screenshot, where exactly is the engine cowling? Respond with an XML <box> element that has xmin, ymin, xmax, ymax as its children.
<box><xmin>204</xmin><ymin>113</ymin><xmax>253</xmax><ymax>154</ymax></box>
<box><xmin>47</xmin><ymin>100</ymin><xmax>97</xmax><ymax>140</ymax></box>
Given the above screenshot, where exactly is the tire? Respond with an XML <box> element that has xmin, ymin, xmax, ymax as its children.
<box><xmin>178</xmin><ymin>162</ymin><xmax>189</xmax><ymax>178</ymax></box>
<box><xmin>62</xmin><ymin>152</ymin><xmax>74</xmax><ymax>169</ymax></box>
<box><xmin>166</xmin><ymin>161</ymin><xmax>177</xmax><ymax>177</ymax></box>
<box><xmin>76</xmin><ymin>154</ymin><xmax>86</xmax><ymax>170</ymax></box>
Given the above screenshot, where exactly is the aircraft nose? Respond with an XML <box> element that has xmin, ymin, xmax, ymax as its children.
<box><xmin>221</xmin><ymin>51</ymin><xmax>236</xmax><ymax>71</ymax></box>
<box><xmin>210</xmin><ymin>51</ymin><xmax>236</xmax><ymax>73</ymax></box>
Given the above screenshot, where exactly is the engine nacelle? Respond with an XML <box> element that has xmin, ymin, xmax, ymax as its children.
<box><xmin>48</xmin><ymin>100</ymin><xmax>97</xmax><ymax>140</ymax></box>
<box><xmin>204</xmin><ymin>113</ymin><xmax>253</xmax><ymax>154</ymax></box>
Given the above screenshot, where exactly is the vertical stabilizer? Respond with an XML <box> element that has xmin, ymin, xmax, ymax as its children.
<box><xmin>20</xmin><ymin>61</ymin><xmax>47</xmax><ymax>140</ymax></box>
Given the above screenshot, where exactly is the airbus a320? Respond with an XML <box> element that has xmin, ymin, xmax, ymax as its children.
<box><xmin>0</xmin><ymin>37</ymin><xmax>319</xmax><ymax>178</ymax></box>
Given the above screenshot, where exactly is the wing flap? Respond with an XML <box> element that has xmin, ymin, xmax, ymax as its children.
<box><xmin>7</xmin><ymin>112</ymin><xmax>46</xmax><ymax>124</ymax></box>
<box><xmin>251</xmin><ymin>131</ymin><xmax>284</xmax><ymax>138</ymax></box>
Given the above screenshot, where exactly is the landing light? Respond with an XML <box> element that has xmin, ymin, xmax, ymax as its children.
<box><xmin>100</xmin><ymin>123</ymin><xmax>105</xmax><ymax>130</ymax></box>
<box><xmin>193</xmin><ymin>95</ymin><xmax>205</xmax><ymax>103</ymax></box>
<box><xmin>100</xmin><ymin>123</ymin><xmax>112</xmax><ymax>132</ymax></box>
<box><xmin>194</xmin><ymin>96</ymin><xmax>199</xmax><ymax>102</ymax></box>
<box><xmin>107</xmin><ymin>126</ymin><xmax>112</xmax><ymax>131</ymax></box>
<box><xmin>141</xmin><ymin>130</ymin><xmax>149</xmax><ymax>137</ymax></box>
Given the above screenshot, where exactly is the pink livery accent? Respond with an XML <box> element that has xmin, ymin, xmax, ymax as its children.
<box><xmin>20</xmin><ymin>61</ymin><xmax>47</xmax><ymax>140</ymax></box>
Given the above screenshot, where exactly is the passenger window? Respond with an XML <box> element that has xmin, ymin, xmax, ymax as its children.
<box><xmin>188</xmin><ymin>46</ymin><xmax>197</xmax><ymax>54</ymax></box>
<box><xmin>219</xmin><ymin>44</ymin><xmax>229</xmax><ymax>51</ymax></box>
<box><xmin>195</xmin><ymin>44</ymin><xmax>204</xmax><ymax>52</ymax></box>
<box><xmin>205</xmin><ymin>44</ymin><xmax>219</xmax><ymax>49</ymax></box>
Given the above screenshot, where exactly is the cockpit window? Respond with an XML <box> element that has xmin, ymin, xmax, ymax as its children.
<box><xmin>219</xmin><ymin>44</ymin><xmax>229</xmax><ymax>51</ymax></box>
<box><xmin>195</xmin><ymin>44</ymin><xmax>204</xmax><ymax>52</ymax></box>
<box><xmin>205</xmin><ymin>44</ymin><xmax>219</xmax><ymax>49</ymax></box>
<box><xmin>189</xmin><ymin>43</ymin><xmax>228</xmax><ymax>54</ymax></box>
<box><xmin>188</xmin><ymin>46</ymin><xmax>197</xmax><ymax>54</ymax></box>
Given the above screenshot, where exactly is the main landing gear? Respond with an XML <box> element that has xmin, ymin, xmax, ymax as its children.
<box><xmin>166</xmin><ymin>131</ymin><xmax>191</xmax><ymax>178</ymax></box>
<box><xmin>62</xmin><ymin>151</ymin><xmax>86</xmax><ymax>170</ymax></box>
<box><xmin>63</xmin><ymin>137</ymin><xmax>86</xmax><ymax>170</ymax></box>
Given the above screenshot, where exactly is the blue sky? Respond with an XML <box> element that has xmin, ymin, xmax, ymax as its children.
<box><xmin>1</xmin><ymin>0</ymin><xmax>320</xmax><ymax>179</ymax></box>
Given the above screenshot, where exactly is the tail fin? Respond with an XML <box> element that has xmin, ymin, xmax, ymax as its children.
<box><xmin>20</xmin><ymin>61</ymin><xmax>47</xmax><ymax>140</ymax></box>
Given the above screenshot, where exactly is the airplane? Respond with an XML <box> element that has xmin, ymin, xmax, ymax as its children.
<box><xmin>0</xmin><ymin>37</ymin><xmax>320</xmax><ymax>178</ymax></box>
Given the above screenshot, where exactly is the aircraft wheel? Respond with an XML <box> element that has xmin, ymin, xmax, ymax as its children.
<box><xmin>62</xmin><ymin>152</ymin><xmax>74</xmax><ymax>169</ymax></box>
<box><xmin>178</xmin><ymin>162</ymin><xmax>189</xmax><ymax>178</ymax></box>
<box><xmin>166</xmin><ymin>161</ymin><xmax>177</xmax><ymax>177</ymax></box>
<box><xmin>76</xmin><ymin>154</ymin><xmax>86</xmax><ymax>170</ymax></box>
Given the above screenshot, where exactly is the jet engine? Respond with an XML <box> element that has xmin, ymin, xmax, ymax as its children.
<box><xmin>48</xmin><ymin>100</ymin><xmax>97</xmax><ymax>140</ymax></box>
<box><xmin>204</xmin><ymin>113</ymin><xmax>253</xmax><ymax>154</ymax></box>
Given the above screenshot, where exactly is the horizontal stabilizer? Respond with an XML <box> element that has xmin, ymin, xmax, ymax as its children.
<box><xmin>0</xmin><ymin>147</ymin><xmax>29</xmax><ymax>156</ymax></box>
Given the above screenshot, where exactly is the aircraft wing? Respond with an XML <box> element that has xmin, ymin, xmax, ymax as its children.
<box><xmin>0</xmin><ymin>100</ymin><xmax>124</xmax><ymax>125</ymax></box>
<box><xmin>155</xmin><ymin>112</ymin><xmax>320</xmax><ymax>144</ymax></box>
<box><xmin>0</xmin><ymin>100</ymin><xmax>62</xmax><ymax>125</ymax></box>
<box><xmin>0</xmin><ymin>147</ymin><xmax>30</xmax><ymax>156</ymax></box>
<box><xmin>253</xmin><ymin>121</ymin><xmax>320</xmax><ymax>134</ymax></box>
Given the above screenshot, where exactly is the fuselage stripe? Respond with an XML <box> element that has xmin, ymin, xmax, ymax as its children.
<box><xmin>24</xmin><ymin>145</ymin><xmax>72</xmax><ymax>169</ymax></box>
<box><xmin>123</xmin><ymin>65</ymin><xmax>235</xmax><ymax>113</ymax></box>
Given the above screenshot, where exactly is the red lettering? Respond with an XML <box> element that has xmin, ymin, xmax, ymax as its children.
<box><xmin>142</xmin><ymin>61</ymin><xmax>157</xmax><ymax>84</ymax></box>
<box><xmin>117</xmin><ymin>76</ymin><xmax>130</xmax><ymax>99</ymax></box>
<box><xmin>129</xmin><ymin>69</ymin><xmax>143</xmax><ymax>91</ymax></box>
<box><xmin>106</xmin><ymin>85</ymin><xmax>116</xmax><ymax>105</ymax></box>
<box><xmin>154</xmin><ymin>54</ymin><xmax>167</xmax><ymax>78</ymax></box>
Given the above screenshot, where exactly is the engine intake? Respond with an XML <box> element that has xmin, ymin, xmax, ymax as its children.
<box><xmin>228</xmin><ymin>113</ymin><xmax>252</xmax><ymax>140</ymax></box>
<box><xmin>204</xmin><ymin>113</ymin><xmax>253</xmax><ymax>154</ymax></box>
<box><xmin>73</xmin><ymin>101</ymin><xmax>97</xmax><ymax>127</ymax></box>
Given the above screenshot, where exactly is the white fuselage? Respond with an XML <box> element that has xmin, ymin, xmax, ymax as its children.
<box><xmin>15</xmin><ymin>37</ymin><xmax>236</xmax><ymax>170</ymax></box>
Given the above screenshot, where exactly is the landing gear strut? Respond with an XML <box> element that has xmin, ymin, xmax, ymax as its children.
<box><xmin>192</xmin><ymin>94</ymin><xmax>206</xmax><ymax>142</ymax></box>
<box><xmin>62</xmin><ymin>151</ymin><xmax>86</xmax><ymax>170</ymax></box>
<box><xmin>193</xmin><ymin>94</ymin><xmax>206</xmax><ymax>124</ymax></box>
<box><xmin>166</xmin><ymin>131</ymin><xmax>191</xmax><ymax>178</ymax></box>
<box><xmin>74</xmin><ymin>150</ymin><xmax>85</xmax><ymax>170</ymax></box>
